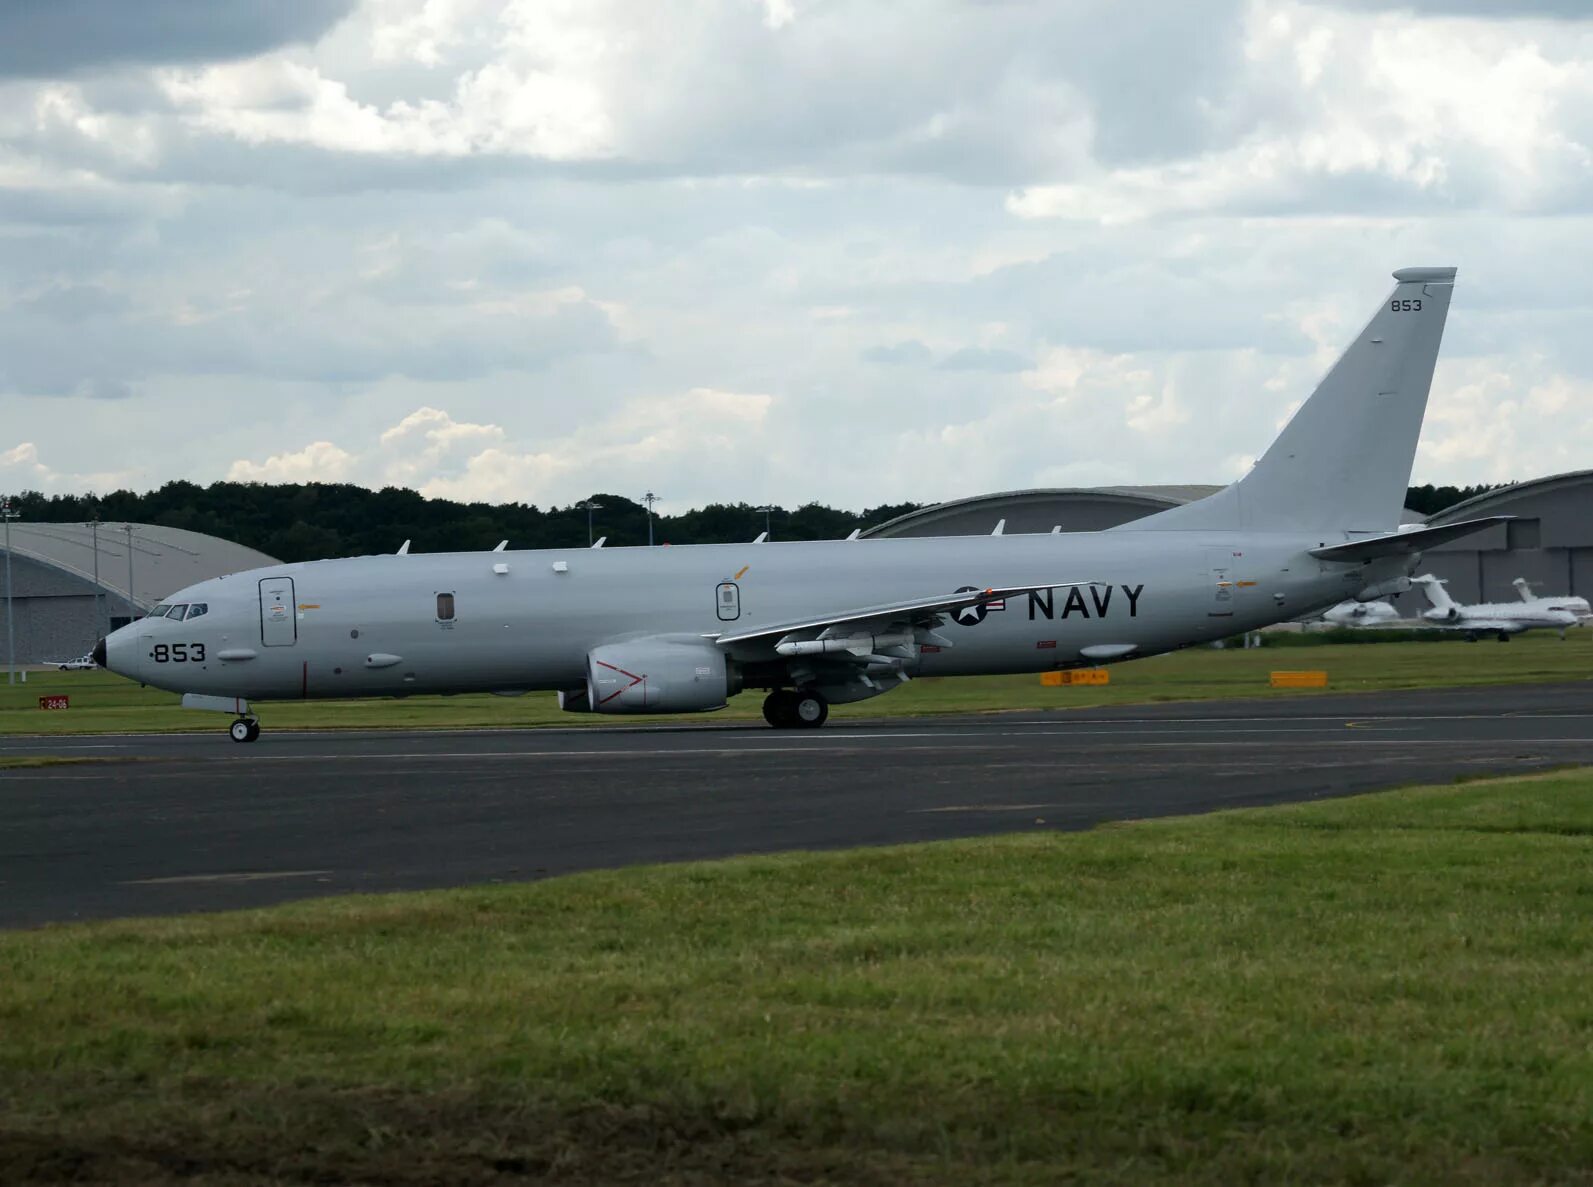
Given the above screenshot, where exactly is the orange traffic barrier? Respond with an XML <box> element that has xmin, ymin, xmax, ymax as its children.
<box><xmin>1041</xmin><ymin>668</ymin><xmax>1110</xmax><ymax>687</ymax></box>
<box><xmin>1270</xmin><ymin>670</ymin><xmax>1328</xmax><ymax>688</ymax></box>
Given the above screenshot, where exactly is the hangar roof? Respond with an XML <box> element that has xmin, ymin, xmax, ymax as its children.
<box><xmin>863</xmin><ymin>485</ymin><xmax>1224</xmax><ymax>538</ymax></box>
<box><xmin>865</xmin><ymin>483</ymin><xmax>1425</xmax><ymax>538</ymax></box>
<box><xmin>1426</xmin><ymin>470</ymin><xmax>1593</xmax><ymax>526</ymax></box>
<box><xmin>2</xmin><ymin>522</ymin><xmax>278</xmax><ymax>610</ymax></box>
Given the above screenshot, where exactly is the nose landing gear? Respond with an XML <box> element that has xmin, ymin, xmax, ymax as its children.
<box><xmin>229</xmin><ymin>717</ymin><xmax>261</xmax><ymax>744</ymax></box>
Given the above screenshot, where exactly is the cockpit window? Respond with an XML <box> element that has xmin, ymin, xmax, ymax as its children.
<box><xmin>167</xmin><ymin>604</ymin><xmax>189</xmax><ymax>620</ymax></box>
<box><xmin>149</xmin><ymin>604</ymin><xmax>171</xmax><ymax>617</ymax></box>
<box><xmin>185</xmin><ymin>603</ymin><xmax>208</xmax><ymax>621</ymax></box>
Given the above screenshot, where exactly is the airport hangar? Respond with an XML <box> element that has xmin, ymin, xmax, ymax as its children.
<box><xmin>862</xmin><ymin>472</ymin><xmax>1593</xmax><ymax>606</ymax></box>
<box><xmin>0</xmin><ymin>523</ymin><xmax>277</xmax><ymax>665</ymax></box>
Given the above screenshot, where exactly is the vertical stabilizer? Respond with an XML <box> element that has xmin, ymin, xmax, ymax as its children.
<box><xmin>1412</xmin><ymin>574</ymin><xmax>1455</xmax><ymax>613</ymax></box>
<box><xmin>1120</xmin><ymin>267</ymin><xmax>1456</xmax><ymax>534</ymax></box>
<box><xmin>1513</xmin><ymin>577</ymin><xmax>1535</xmax><ymax>602</ymax></box>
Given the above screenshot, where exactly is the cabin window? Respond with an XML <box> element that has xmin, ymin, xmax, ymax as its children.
<box><xmin>436</xmin><ymin>592</ymin><xmax>456</xmax><ymax>622</ymax></box>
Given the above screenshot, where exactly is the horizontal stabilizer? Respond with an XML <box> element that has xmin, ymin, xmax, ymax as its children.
<box><xmin>1308</xmin><ymin>517</ymin><xmax>1510</xmax><ymax>562</ymax></box>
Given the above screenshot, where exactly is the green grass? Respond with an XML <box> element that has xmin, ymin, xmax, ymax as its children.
<box><xmin>4</xmin><ymin>630</ymin><xmax>1590</xmax><ymax>735</ymax></box>
<box><xmin>2</xmin><ymin>770</ymin><xmax>1592</xmax><ymax>1184</ymax></box>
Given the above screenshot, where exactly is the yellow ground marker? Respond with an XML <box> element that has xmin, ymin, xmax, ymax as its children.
<box><xmin>1041</xmin><ymin>669</ymin><xmax>1110</xmax><ymax>687</ymax></box>
<box><xmin>1270</xmin><ymin>670</ymin><xmax>1328</xmax><ymax>688</ymax></box>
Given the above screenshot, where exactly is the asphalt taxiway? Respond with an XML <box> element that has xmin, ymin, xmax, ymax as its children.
<box><xmin>3</xmin><ymin>682</ymin><xmax>1590</xmax><ymax>927</ymax></box>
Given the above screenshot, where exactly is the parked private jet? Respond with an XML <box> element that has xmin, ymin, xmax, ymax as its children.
<box><xmin>1412</xmin><ymin>575</ymin><xmax>1580</xmax><ymax>640</ymax></box>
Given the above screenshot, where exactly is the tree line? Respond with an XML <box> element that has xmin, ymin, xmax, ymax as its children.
<box><xmin>2</xmin><ymin>480</ymin><xmax>1499</xmax><ymax>564</ymax></box>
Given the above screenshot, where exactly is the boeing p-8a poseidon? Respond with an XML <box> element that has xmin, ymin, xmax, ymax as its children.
<box><xmin>99</xmin><ymin>267</ymin><xmax>1506</xmax><ymax>741</ymax></box>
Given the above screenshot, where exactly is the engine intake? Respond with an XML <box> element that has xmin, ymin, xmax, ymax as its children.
<box><xmin>584</xmin><ymin>637</ymin><xmax>738</xmax><ymax>714</ymax></box>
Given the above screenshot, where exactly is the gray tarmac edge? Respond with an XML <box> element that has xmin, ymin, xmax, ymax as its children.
<box><xmin>1</xmin><ymin>681</ymin><xmax>1591</xmax><ymax>928</ymax></box>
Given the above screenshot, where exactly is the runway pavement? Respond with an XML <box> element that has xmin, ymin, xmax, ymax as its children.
<box><xmin>3</xmin><ymin>682</ymin><xmax>1591</xmax><ymax>927</ymax></box>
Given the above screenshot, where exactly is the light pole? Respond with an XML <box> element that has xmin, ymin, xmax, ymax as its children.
<box><xmin>577</xmin><ymin>500</ymin><xmax>602</xmax><ymax>547</ymax></box>
<box><xmin>755</xmin><ymin>505</ymin><xmax>774</xmax><ymax>541</ymax></box>
<box><xmin>2</xmin><ymin>497</ymin><xmax>16</xmax><ymax>685</ymax></box>
<box><xmin>642</xmin><ymin>491</ymin><xmax>659</xmax><ymax>547</ymax></box>
<box><xmin>122</xmin><ymin>523</ymin><xmax>136</xmax><ymax>625</ymax></box>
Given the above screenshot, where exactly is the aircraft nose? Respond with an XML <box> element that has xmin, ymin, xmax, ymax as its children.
<box><xmin>101</xmin><ymin>625</ymin><xmax>142</xmax><ymax>680</ymax></box>
<box><xmin>92</xmin><ymin>636</ymin><xmax>107</xmax><ymax>668</ymax></box>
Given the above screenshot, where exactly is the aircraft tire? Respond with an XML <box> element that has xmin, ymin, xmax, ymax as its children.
<box><xmin>792</xmin><ymin>691</ymin><xmax>829</xmax><ymax>729</ymax></box>
<box><xmin>762</xmin><ymin>690</ymin><xmax>797</xmax><ymax>728</ymax></box>
<box><xmin>230</xmin><ymin>718</ymin><xmax>261</xmax><ymax>744</ymax></box>
<box><xmin>1498</xmin><ymin>632</ymin><xmax>1511</xmax><ymax>643</ymax></box>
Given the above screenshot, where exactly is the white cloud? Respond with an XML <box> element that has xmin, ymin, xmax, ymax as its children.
<box><xmin>227</xmin><ymin>440</ymin><xmax>356</xmax><ymax>483</ymax></box>
<box><xmin>222</xmin><ymin>390</ymin><xmax>777</xmax><ymax>505</ymax></box>
<box><xmin>6</xmin><ymin>0</ymin><xmax>1593</xmax><ymax>512</ymax></box>
<box><xmin>1010</xmin><ymin>0</ymin><xmax>1593</xmax><ymax>223</ymax></box>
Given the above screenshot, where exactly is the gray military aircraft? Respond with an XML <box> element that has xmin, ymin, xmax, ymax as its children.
<box><xmin>97</xmin><ymin>266</ymin><xmax>1506</xmax><ymax>741</ymax></box>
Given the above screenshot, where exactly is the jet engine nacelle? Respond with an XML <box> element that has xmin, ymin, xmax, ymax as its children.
<box><xmin>584</xmin><ymin>636</ymin><xmax>739</xmax><ymax>714</ymax></box>
<box><xmin>1424</xmin><ymin>607</ymin><xmax>1460</xmax><ymax>623</ymax></box>
<box><xmin>1354</xmin><ymin>575</ymin><xmax>1411</xmax><ymax>602</ymax></box>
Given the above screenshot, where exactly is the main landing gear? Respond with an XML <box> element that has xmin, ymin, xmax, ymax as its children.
<box><xmin>762</xmin><ymin>689</ymin><xmax>829</xmax><ymax>729</ymax></box>
<box><xmin>229</xmin><ymin>716</ymin><xmax>261</xmax><ymax>744</ymax></box>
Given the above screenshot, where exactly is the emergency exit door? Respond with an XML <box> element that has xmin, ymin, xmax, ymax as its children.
<box><xmin>259</xmin><ymin>577</ymin><xmax>297</xmax><ymax>645</ymax></box>
<box><xmin>1208</xmin><ymin>552</ymin><xmax>1236</xmax><ymax>618</ymax></box>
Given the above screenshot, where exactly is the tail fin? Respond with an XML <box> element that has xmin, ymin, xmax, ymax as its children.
<box><xmin>1513</xmin><ymin>577</ymin><xmax>1535</xmax><ymax>602</ymax></box>
<box><xmin>1119</xmin><ymin>267</ymin><xmax>1455</xmax><ymax>534</ymax></box>
<box><xmin>1411</xmin><ymin>574</ymin><xmax>1455</xmax><ymax>612</ymax></box>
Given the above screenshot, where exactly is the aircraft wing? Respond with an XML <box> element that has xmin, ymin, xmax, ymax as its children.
<box><xmin>1308</xmin><ymin>517</ymin><xmax>1512</xmax><ymax>562</ymax></box>
<box><xmin>713</xmin><ymin>580</ymin><xmax>1102</xmax><ymax>647</ymax></box>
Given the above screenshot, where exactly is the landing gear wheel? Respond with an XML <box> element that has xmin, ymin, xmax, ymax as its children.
<box><xmin>791</xmin><ymin>691</ymin><xmax>829</xmax><ymax>729</ymax></box>
<box><xmin>230</xmin><ymin>717</ymin><xmax>260</xmax><ymax>743</ymax></box>
<box><xmin>762</xmin><ymin>690</ymin><xmax>797</xmax><ymax>728</ymax></box>
<box><xmin>1497</xmin><ymin>632</ymin><xmax>1512</xmax><ymax>643</ymax></box>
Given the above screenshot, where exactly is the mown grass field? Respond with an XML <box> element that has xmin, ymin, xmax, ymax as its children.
<box><xmin>4</xmin><ymin>630</ymin><xmax>1590</xmax><ymax>735</ymax></box>
<box><xmin>2</xmin><ymin>770</ymin><xmax>1591</xmax><ymax>1185</ymax></box>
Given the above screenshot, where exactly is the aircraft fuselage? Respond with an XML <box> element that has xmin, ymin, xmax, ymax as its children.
<box><xmin>106</xmin><ymin>531</ymin><xmax>1362</xmax><ymax>703</ymax></box>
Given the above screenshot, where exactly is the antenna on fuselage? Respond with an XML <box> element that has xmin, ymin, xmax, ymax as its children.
<box><xmin>493</xmin><ymin>540</ymin><xmax>507</xmax><ymax>552</ymax></box>
<box><xmin>396</xmin><ymin>540</ymin><xmax>411</xmax><ymax>555</ymax></box>
<box><xmin>991</xmin><ymin>519</ymin><xmax>1005</xmax><ymax>536</ymax></box>
<box><xmin>591</xmin><ymin>536</ymin><xmax>606</xmax><ymax>549</ymax></box>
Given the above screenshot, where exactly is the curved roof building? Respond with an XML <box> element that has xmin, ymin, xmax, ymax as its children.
<box><xmin>1420</xmin><ymin>470</ymin><xmax>1593</xmax><ymax>604</ymax></box>
<box><xmin>865</xmin><ymin>483</ymin><xmax>1429</xmax><ymax>540</ymax></box>
<box><xmin>2</xmin><ymin>522</ymin><xmax>277</xmax><ymax>667</ymax></box>
<box><xmin>863</xmin><ymin>486</ymin><xmax>1224</xmax><ymax>538</ymax></box>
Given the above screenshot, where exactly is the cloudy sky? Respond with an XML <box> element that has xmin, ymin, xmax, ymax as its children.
<box><xmin>3</xmin><ymin>0</ymin><xmax>1593</xmax><ymax>513</ymax></box>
